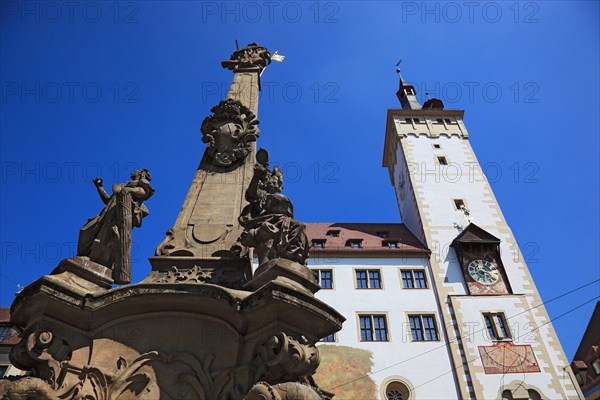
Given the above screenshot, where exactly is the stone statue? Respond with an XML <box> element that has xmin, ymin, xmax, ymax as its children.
<box><xmin>77</xmin><ymin>169</ymin><xmax>154</xmax><ymax>284</ymax></box>
<box><xmin>239</xmin><ymin>149</ymin><xmax>311</xmax><ymax>266</ymax></box>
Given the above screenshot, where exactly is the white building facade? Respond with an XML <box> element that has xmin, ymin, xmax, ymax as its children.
<box><xmin>302</xmin><ymin>77</ymin><xmax>583</xmax><ymax>400</ymax></box>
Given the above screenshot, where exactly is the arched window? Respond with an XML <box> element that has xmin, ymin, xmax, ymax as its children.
<box><xmin>385</xmin><ymin>381</ymin><xmax>410</xmax><ymax>400</ymax></box>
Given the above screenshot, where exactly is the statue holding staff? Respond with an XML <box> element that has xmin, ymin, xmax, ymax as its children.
<box><xmin>77</xmin><ymin>169</ymin><xmax>155</xmax><ymax>284</ymax></box>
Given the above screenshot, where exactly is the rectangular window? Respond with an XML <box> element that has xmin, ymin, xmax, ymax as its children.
<box><xmin>326</xmin><ymin>230</ymin><xmax>340</xmax><ymax>237</ymax></box>
<box><xmin>414</xmin><ymin>270</ymin><xmax>427</xmax><ymax>288</ymax></box>
<box><xmin>386</xmin><ymin>241</ymin><xmax>398</xmax><ymax>248</ymax></box>
<box><xmin>483</xmin><ymin>313</ymin><xmax>511</xmax><ymax>341</ymax></box>
<box><xmin>437</xmin><ymin>156</ymin><xmax>448</xmax><ymax>165</ymax></box>
<box><xmin>453</xmin><ymin>199</ymin><xmax>466</xmax><ymax>210</ymax></box>
<box><xmin>444</xmin><ymin>118</ymin><xmax>452</xmax><ymax>124</ymax></box>
<box><xmin>356</xmin><ymin>269</ymin><xmax>382</xmax><ymax>289</ymax></box>
<box><xmin>433</xmin><ymin>143</ymin><xmax>441</xmax><ymax>149</ymax></box>
<box><xmin>401</xmin><ymin>270</ymin><xmax>414</xmax><ymax>288</ymax></box>
<box><xmin>313</xmin><ymin>269</ymin><xmax>333</xmax><ymax>289</ymax></box>
<box><xmin>409</xmin><ymin>314</ymin><xmax>439</xmax><ymax>341</ymax></box>
<box><xmin>321</xmin><ymin>333</ymin><xmax>336</xmax><ymax>342</ymax></box>
<box><xmin>401</xmin><ymin>270</ymin><xmax>428</xmax><ymax>289</ymax></box>
<box><xmin>359</xmin><ymin>314</ymin><xmax>388</xmax><ymax>342</ymax></box>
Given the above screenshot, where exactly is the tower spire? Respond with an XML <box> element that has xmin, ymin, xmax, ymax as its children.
<box><xmin>395</xmin><ymin>61</ymin><xmax>422</xmax><ymax>110</ymax></box>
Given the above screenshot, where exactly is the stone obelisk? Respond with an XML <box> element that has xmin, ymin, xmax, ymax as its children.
<box><xmin>149</xmin><ymin>43</ymin><xmax>271</xmax><ymax>288</ymax></box>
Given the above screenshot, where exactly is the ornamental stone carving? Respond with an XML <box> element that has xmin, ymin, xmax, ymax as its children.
<box><xmin>239</xmin><ymin>149</ymin><xmax>311</xmax><ymax>266</ymax></box>
<box><xmin>221</xmin><ymin>42</ymin><xmax>271</xmax><ymax>71</ymax></box>
<box><xmin>245</xmin><ymin>332</ymin><xmax>330</xmax><ymax>400</ymax></box>
<box><xmin>201</xmin><ymin>99</ymin><xmax>260</xmax><ymax>167</ymax></box>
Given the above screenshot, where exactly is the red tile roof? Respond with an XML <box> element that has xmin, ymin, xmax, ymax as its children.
<box><xmin>0</xmin><ymin>307</ymin><xmax>19</xmax><ymax>345</ymax></box>
<box><xmin>0</xmin><ymin>307</ymin><xmax>9</xmax><ymax>323</ymax></box>
<box><xmin>305</xmin><ymin>223</ymin><xmax>429</xmax><ymax>256</ymax></box>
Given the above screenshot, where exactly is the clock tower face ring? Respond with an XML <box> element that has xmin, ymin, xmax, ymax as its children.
<box><xmin>467</xmin><ymin>259</ymin><xmax>499</xmax><ymax>285</ymax></box>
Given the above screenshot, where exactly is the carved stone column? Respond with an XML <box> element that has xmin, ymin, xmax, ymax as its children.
<box><xmin>148</xmin><ymin>43</ymin><xmax>272</xmax><ymax>289</ymax></box>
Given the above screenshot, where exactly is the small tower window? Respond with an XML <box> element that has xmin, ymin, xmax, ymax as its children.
<box><xmin>453</xmin><ymin>199</ymin><xmax>466</xmax><ymax>210</ymax></box>
<box><xmin>437</xmin><ymin>156</ymin><xmax>448</xmax><ymax>165</ymax></box>
<box><xmin>433</xmin><ymin>143</ymin><xmax>441</xmax><ymax>149</ymax></box>
<box><xmin>326</xmin><ymin>230</ymin><xmax>340</xmax><ymax>237</ymax></box>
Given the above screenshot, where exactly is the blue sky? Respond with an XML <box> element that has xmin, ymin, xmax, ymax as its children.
<box><xmin>1</xmin><ymin>1</ymin><xmax>598</xmax><ymax>360</ymax></box>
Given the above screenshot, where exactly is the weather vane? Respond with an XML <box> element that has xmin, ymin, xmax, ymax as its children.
<box><xmin>395</xmin><ymin>59</ymin><xmax>403</xmax><ymax>80</ymax></box>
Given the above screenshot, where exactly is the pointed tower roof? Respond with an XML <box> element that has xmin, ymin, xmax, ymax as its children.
<box><xmin>452</xmin><ymin>223</ymin><xmax>501</xmax><ymax>245</ymax></box>
<box><xmin>395</xmin><ymin>62</ymin><xmax>421</xmax><ymax>110</ymax></box>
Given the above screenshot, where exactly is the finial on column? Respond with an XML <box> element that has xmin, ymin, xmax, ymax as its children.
<box><xmin>221</xmin><ymin>42</ymin><xmax>271</xmax><ymax>71</ymax></box>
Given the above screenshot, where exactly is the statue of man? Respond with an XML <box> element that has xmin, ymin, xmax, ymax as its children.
<box><xmin>77</xmin><ymin>169</ymin><xmax>155</xmax><ymax>284</ymax></box>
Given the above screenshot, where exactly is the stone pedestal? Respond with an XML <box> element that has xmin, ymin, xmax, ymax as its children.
<box><xmin>1</xmin><ymin>260</ymin><xmax>343</xmax><ymax>399</ymax></box>
<box><xmin>246</xmin><ymin>258</ymin><xmax>320</xmax><ymax>296</ymax></box>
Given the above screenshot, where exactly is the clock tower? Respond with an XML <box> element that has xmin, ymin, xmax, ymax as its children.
<box><xmin>382</xmin><ymin>68</ymin><xmax>582</xmax><ymax>399</ymax></box>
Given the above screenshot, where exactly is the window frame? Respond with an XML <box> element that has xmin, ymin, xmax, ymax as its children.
<box><xmin>357</xmin><ymin>313</ymin><xmax>390</xmax><ymax>342</ymax></box>
<box><xmin>406</xmin><ymin>314</ymin><xmax>440</xmax><ymax>342</ymax></box>
<box><xmin>320</xmin><ymin>333</ymin><xmax>337</xmax><ymax>343</ymax></box>
<box><xmin>482</xmin><ymin>312</ymin><xmax>512</xmax><ymax>341</ymax></box>
<box><xmin>399</xmin><ymin>269</ymin><xmax>429</xmax><ymax>289</ymax></box>
<box><xmin>312</xmin><ymin>268</ymin><xmax>334</xmax><ymax>290</ymax></box>
<box><xmin>453</xmin><ymin>198</ymin><xmax>467</xmax><ymax>211</ymax></box>
<box><xmin>326</xmin><ymin>230</ymin><xmax>340</xmax><ymax>237</ymax></box>
<box><xmin>354</xmin><ymin>268</ymin><xmax>384</xmax><ymax>289</ymax></box>
<box><xmin>436</xmin><ymin>156</ymin><xmax>448</xmax><ymax>166</ymax></box>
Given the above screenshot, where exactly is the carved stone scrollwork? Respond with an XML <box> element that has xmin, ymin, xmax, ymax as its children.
<box><xmin>201</xmin><ymin>99</ymin><xmax>260</xmax><ymax>167</ymax></box>
<box><xmin>256</xmin><ymin>333</ymin><xmax>319</xmax><ymax>382</ymax></box>
<box><xmin>245</xmin><ymin>332</ymin><xmax>330</xmax><ymax>400</ymax></box>
<box><xmin>221</xmin><ymin>43</ymin><xmax>271</xmax><ymax>71</ymax></box>
<box><xmin>149</xmin><ymin>265</ymin><xmax>214</xmax><ymax>284</ymax></box>
<box><xmin>10</xmin><ymin>329</ymin><xmax>72</xmax><ymax>386</ymax></box>
<box><xmin>154</xmin><ymin>228</ymin><xmax>175</xmax><ymax>256</ymax></box>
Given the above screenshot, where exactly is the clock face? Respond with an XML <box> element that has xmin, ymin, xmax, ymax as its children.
<box><xmin>467</xmin><ymin>259</ymin><xmax>499</xmax><ymax>285</ymax></box>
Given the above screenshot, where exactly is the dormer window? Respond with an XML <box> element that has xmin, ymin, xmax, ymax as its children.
<box><xmin>385</xmin><ymin>241</ymin><xmax>398</xmax><ymax>248</ymax></box>
<box><xmin>376</xmin><ymin>231</ymin><xmax>390</xmax><ymax>238</ymax></box>
<box><xmin>312</xmin><ymin>240</ymin><xmax>326</xmax><ymax>249</ymax></box>
<box><xmin>347</xmin><ymin>240</ymin><xmax>362</xmax><ymax>248</ymax></box>
<box><xmin>326</xmin><ymin>230</ymin><xmax>340</xmax><ymax>237</ymax></box>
